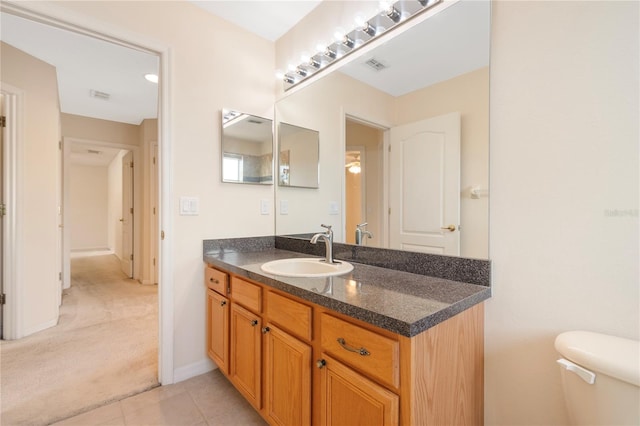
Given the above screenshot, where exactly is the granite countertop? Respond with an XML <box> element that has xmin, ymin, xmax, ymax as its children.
<box><xmin>203</xmin><ymin>238</ymin><xmax>491</xmax><ymax>337</ymax></box>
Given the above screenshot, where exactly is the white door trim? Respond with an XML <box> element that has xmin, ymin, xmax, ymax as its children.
<box><xmin>2</xmin><ymin>2</ymin><xmax>175</xmax><ymax>384</ymax></box>
<box><xmin>0</xmin><ymin>83</ymin><xmax>24</xmax><ymax>340</ymax></box>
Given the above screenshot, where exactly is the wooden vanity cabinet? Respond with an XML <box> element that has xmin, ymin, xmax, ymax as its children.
<box><xmin>204</xmin><ymin>265</ymin><xmax>484</xmax><ymax>426</ymax></box>
<box><xmin>206</xmin><ymin>289</ymin><xmax>229</xmax><ymax>375</ymax></box>
<box><xmin>319</xmin><ymin>354</ymin><xmax>399</xmax><ymax>426</ymax></box>
<box><xmin>263</xmin><ymin>323</ymin><xmax>312</xmax><ymax>426</ymax></box>
<box><xmin>230</xmin><ymin>302</ymin><xmax>262</xmax><ymax>410</ymax></box>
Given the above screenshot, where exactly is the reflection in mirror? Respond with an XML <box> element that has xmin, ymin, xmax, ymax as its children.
<box><xmin>278</xmin><ymin>122</ymin><xmax>320</xmax><ymax>188</ymax></box>
<box><xmin>221</xmin><ymin>109</ymin><xmax>273</xmax><ymax>184</ymax></box>
<box><xmin>275</xmin><ymin>0</ymin><xmax>490</xmax><ymax>259</ymax></box>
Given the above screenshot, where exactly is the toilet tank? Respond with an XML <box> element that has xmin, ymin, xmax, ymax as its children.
<box><xmin>555</xmin><ymin>331</ymin><xmax>640</xmax><ymax>426</ymax></box>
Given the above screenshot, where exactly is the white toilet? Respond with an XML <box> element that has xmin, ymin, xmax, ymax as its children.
<box><xmin>555</xmin><ymin>330</ymin><xmax>640</xmax><ymax>425</ymax></box>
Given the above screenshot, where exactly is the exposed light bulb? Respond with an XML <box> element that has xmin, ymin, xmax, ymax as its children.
<box><xmin>275</xmin><ymin>70</ymin><xmax>285</xmax><ymax>80</ymax></box>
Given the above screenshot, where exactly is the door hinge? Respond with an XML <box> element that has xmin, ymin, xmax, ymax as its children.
<box><xmin>59</xmin><ymin>272</ymin><xmax>62</xmax><ymax>280</ymax></box>
<box><xmin>153</xmin><ymin>258</ymin><xmax>156</xmax><ymax>266</ymax></box>
<box><xmin>153</xmin><ymin>207</ymin><xmax>156</xmax><ymax>215</ymax></box>
<box><xmin>130</xmin><ymin>161</ymin><xmax>134</xmax><ymax>168</ymax></box>
<box><xmin>0</xmin><ymin>116</ymin><xmax>6</xmax><ymax>128</ymax></box>
<box><xmin>153</xmin><ymin>157</ymin><xmax>156</xmax><ymax>165</ymax></box>
<box><xmin>130</xmin><ymin>207</ymin><xmax>133</xmax><ymax>214</ymax></box>
<box><xmin>0</xmin><ymin>293</ymin><xmax>5</xmax><ymax>305</ymax></box>
<box><xmin>388</xmin><ymin>207</ymin><xmax>391</xmax><ymax>215</ymax></box>
<box><xmin>0</xmin><ymin>203</ymin><xmax>6</xmax><ymax>217</ymax></box>
<box><xmin>161</xmin><ymin>230</ymin><xmax>165</xmax><ymax>240</ymax></box>
<box><xmin>130</xmin><ymin>254</ymin><xmax>134</xmax><ymax>261</ymax></box>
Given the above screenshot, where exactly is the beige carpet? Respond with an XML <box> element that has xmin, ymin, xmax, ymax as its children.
<box><xmin>0</xmin><ymin>254</ymin><xmax>159</xmax><ymax>426</ymax></box>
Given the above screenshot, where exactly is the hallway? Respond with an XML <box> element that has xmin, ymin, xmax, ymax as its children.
<box><xmin>0</xmin><ymin>255</ymin><xmax>158</xmax><ymax>425</ymax></box>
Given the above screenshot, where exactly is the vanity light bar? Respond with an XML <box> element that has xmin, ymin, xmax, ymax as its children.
<box><xmin>281</xmin><ymin>0</ymin><xmax>441</xmax><ymax>90</ymax></box>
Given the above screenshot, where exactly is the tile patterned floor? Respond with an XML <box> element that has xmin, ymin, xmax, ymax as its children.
<box><xmin>52</xmin><ymin>369</ymin><xmax>267</xmax><ymax>426</ymax></box>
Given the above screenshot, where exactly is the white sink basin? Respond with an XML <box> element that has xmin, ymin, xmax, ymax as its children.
<box><xmin>260</xmin><ymin>258</ymin><xmax>353</xmax><ymax>278</ymax></box>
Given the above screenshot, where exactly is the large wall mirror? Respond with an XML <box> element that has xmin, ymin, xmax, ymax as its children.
<box><xmin>221</xmin><ymin>109</ymin><xmax>274</xmax><ymax>184</ymax></box>
<box><xmin>275</xmin><ymin>0</ymin><xmax>490</xmax><ymax>259</ymax></box>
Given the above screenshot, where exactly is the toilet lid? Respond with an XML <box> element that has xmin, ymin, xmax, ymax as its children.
<box><xmin>555</xmin><ymin>331</ymin><xmax>640</xmax><ymax>387</ymax></box>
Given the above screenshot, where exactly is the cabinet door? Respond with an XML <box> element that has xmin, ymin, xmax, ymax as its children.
<box><xmin>207</xmin><ymin>289</ymin><xmax>229</xmax><ymax>375</ymax></box>
<box><xmin>230</xmin><ymin>303</ymin><xmax>262</xmax><ymax>410</ymax></box>
<box><xmin>264</xmin><ymin>324</ymin><xmax>312</xmax><ymax>426</ymax></box>
<box><xmin>319</xmin><ymin>355</ymin><xmax>399</xmax><ymax>426</ymax></box>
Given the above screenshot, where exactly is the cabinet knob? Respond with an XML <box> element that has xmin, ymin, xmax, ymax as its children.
<box><xmin>251</xmin><ymin>319</ymin><xmax>259</xmax><ymax>327</ymax></box>
<box><xmin>261</xmin><ymin>327</ymin><xmax>270</xmax><ymax>334</ymax></box>
<box><xmin>220</xmin><ymin>300</ymin><xmax>226</xmax><ymax>307</ymax></box>
<box><xmin>210</xmin><ymin>277</ymin><xmax>219</xmax><ymax>284</ymax></box>
<box><xmin>316</xmin><ymin>359</ymin><xmax>326</xmax><ymax>369</ymax></box>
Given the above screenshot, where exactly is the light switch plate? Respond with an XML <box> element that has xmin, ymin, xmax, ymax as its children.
<box><xmin>179</xmin><ymin>196</ymin><xmax>199</xmax><ymax>216</ymax></box>
<box><xmin>280</xmin><ymin>200</ymin><xmax>289</xmax><ymax>215</ymax></box>
<box><xmin>329</xmin><ymin>201</ymin><xmax>339</xmax><ymax>215</ymax></box>
<box><xmin>260</xmin><ymin>199</ymin><xmax>270</xmax><ymax>215</ymax></box>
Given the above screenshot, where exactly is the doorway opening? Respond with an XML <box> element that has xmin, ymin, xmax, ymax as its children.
<box><xmin>344</xmin><ymin>116</ymin><xmax>387</xmax><ymax>248</ymax></box>
<box><xmin>2</xmin><ymin>4</ymin><xmax>173</xmax><ymax>420</ymax></box>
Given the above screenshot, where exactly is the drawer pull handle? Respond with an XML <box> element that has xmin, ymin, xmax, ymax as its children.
<box><xmin>210</xmin><ymin>277</ymin><xmax>219</xmax><ymax>284</ymax></box>
<box><xmin>220</xmin><ymin>300</ymin><xmax>226</xmax><ymax>307</ymax></box>
<box><xmin>337</xmin><ymin>338</ymin><xmax>370</xmax><ymax>356</ymax></box>
<box><xmin>262</xmin><ymin>327</ymin><xmax>270</xmax><ymax>334</ymax></box>
<box><xmin>316</xmin><ymin>359</ymin><xmax>326</xmax><ymax>369</ymax></box>
<box><xmin>251</xmin><ymin>319</ymin><xmax>259</xmax><ymax>327</ymax></box>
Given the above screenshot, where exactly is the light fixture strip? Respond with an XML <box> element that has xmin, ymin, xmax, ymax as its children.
<box><xmin>282</xmin><ymin>0</ymin><xmax>442</xmax><ymax>90</ymax></box>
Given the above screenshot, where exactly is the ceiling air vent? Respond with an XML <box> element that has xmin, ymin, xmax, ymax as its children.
<box><xmin>248</xmin><ymin>119</ymin><xmax>263</xmax><ymax>125</ymax></box>
<box><xmin>365</xmin><ymin>58</ymin><xmax>388</xmax><ymax>71</ymax></box>
<box><xmin>90</xmin><ymin>89</ymin><xmax>110</xmax><ymax>100</ymax></box>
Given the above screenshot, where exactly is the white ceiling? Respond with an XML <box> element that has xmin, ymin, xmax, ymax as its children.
<box><xmin>0</xmin><ymin>12</ymin><xmax>159</xmax><ymax>126</ymax></box>
<box><xmin>188</xmin><ymin>0</ymin><xmax>322</xmax><ymax>42</ymax></box>
<box><xmin>339</xmin><ymin>0</ymin><xmax>490</xmax><ymax>96</ymax></box>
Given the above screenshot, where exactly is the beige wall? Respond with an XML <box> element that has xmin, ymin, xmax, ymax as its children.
<box><xmin>1</xmin><ymin>42</ymin><xmax>61</xmax><ymax>336</ymax></box>
<box><xmin>61</xmin><ymin>113</ymin><xmax>139</xmax><ymax>146</ymax></box>
<box><xmin>486</xmin><ymin>1</ymin><xmax>639</xmax><ymax>424</ymax></box>
<box><xmin>69</xmin><ymin>164</ymin><xmax>109</xmax><ymax>251</ymax></box>
<box><xmin>394</xmin><ymin>67</ymin><xmax>489</xmax><ymax>259</ymax></box>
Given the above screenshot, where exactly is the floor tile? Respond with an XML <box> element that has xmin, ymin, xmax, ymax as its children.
<box><xmin>120</xmin><ymin>382</ymin><xmax>187</xmax><ymax>418</ymax></box>
<box><xmin>52</xmin><ymin>402</ymin><xmax>123</xmax><ymax>426</ymax></box>
<box><xmin>123</xmin><ymin>391</ymin><xmax>205</xmax><ymax>426</ymax></box>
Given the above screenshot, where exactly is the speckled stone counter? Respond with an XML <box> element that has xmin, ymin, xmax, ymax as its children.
<box><xmin>203</xmin><ymin>236</ymin><xmax>491</xmax><ymax>337</ymax></box>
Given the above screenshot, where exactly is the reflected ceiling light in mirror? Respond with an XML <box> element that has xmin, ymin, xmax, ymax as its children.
<box><xmin>282</xmin><ymin>0</ymin><xmax>442</xmax><ymax>90</ymax></box>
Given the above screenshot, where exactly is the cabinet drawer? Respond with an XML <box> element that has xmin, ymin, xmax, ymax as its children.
<box><xmin>266</xmin><ymin>291</ymin><xmax>312</xmax><ymax>341</ymax></box>
<box><xmin>321</xmin><ymin>313</ymin><xmax>399</xmax><ymax>389</ymax></box>
<box><xmin>231</xmin><ymin>277</ymin><xmax>262</xmax><ymax>313</ymax></box>
<box><xmin>205</xmin><ymin>266</ymin><xmax>228</xmax><ymax>295</ymax></box>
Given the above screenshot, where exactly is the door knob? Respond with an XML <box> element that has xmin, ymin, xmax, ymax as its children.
<box><xmin>440</xmin><ymin>224</ymin><xmax>456</xmax><ymax>232</ymax></box>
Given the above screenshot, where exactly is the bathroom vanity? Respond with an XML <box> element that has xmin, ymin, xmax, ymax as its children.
<box><xmin>203</xmin><ymin>236</ymin><xmax>490</xmax><ymax>426</ymax></box>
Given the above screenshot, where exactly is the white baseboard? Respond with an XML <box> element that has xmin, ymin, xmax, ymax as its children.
<box><xmin>173</xmin><ymin>358</ymin><xmax>216</xmax><ymax>383</ymax></box>
<box><xmin>22</xmin><ymin>318</ymin><xmax>59</xmax><ymax>338</ymax></box>
<box><xmin>70</xmin><ymin>249</ymin><xmax>114</xmax><ymax>258</ymax></box>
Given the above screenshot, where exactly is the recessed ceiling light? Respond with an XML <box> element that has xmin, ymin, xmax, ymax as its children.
<box><xmin>144</xmin><ymin>73</ymin><xmax>158</xmax><ymax>83</ymax></box>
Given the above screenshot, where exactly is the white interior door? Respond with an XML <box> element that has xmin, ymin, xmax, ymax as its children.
<box><xmin>121</xmin><ymin>151</ymin><xmax>133</xmax><ymax>278</ymax></box>
<box><xmin>389</xmin><ymin>112</ymin><xmax>461</xmax><ymax>255</ymax></box>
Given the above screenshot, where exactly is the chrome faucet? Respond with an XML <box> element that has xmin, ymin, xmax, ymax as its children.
<box><xmin>355</xmin><ymin>222</ymin><xmax>373</xmax><ymax>246</ymax></box>
<box><xmin>310</xmin><ymin>224</ymin><xmax>338</xmax><ymax>264</ymax></box>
